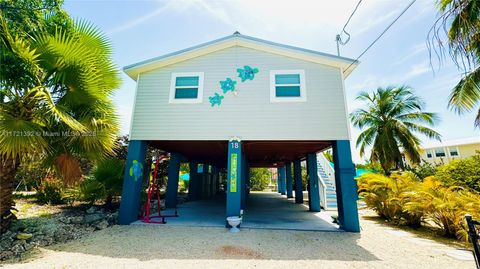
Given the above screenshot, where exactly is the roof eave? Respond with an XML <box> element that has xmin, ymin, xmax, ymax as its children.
<box><xmin>123</xmin><ymin>34</ymin><xmax>359</xmax><ymax>80</ymax></box>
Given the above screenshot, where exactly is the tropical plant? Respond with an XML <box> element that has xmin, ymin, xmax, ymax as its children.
<box><xmin>359</xmin><ymin>173</ymin><xmax>480</xmax><ymax>240</ymax></box>
<box><xmin>430</xmin><ymin>0</ymin><xmax>480</xmax><ymax>127</ymax></box>
<box><xmin>78</xmin><ymin>176</ymin><xmax>105</xmax><ymax>205</ymax></box>
<box><xmin>249</xmin><ymin>168</ymin><xmax>271</xmax><ymax>191</ymax></box>
<box><xmin>92</xmin><ymin>158</ymin><xmax>125</xmax><ymax>207</ymax></box>
<box><xmin>407</xmin><ymin>161</ymin><xmax>438</xmax><ymax>180</ymax></box>
<box><xmin>36</xmin><ymin>176</ymin><xmax>64</xmax><ymax>205</ymax></box>
<box><xmin>0</xmin><ymin>8</ymin><xmax>120</xmax><ymax>232</ymax></box>
<box><xmin>434</xmin><ymin>152</ymin><xmax>480</xmax><ymax>191</ymax></box>
<box><xmin>357</xmin><ymin>172</ymin><xmax>422</xmax><ymax>226</ymax></box>
<box><xmin>350</xmin><ymin>86</ymin><xmax>441</xmax><ymax>174</ymax></box>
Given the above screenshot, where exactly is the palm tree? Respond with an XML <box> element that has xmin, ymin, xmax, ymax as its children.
<box><xmin>430</xmin><ymin>0</ymin><xmax>480</xmax><ymax>127</ymax></box>
<box><xmin>0</xmin><ymin>13</ymin><xmax>120</xmax><ymax>232</ymax></box>
<box><xmin>350</xmin><ymin>86</ymin><xmax>441</xmax><ymax>174</ymax></box>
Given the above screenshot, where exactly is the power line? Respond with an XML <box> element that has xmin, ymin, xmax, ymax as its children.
<box><xmin>343</xmin><ymin>0</ymin><xmax>417</xmax><ymax>75</ymax></box>
<box><xmin>337</xmin><ymin>0</ymin><xmax>363</xmax><ymax>47</ymax></box>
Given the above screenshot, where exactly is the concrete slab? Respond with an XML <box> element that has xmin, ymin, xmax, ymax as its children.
<box><xmin>134</xmin><ymin>192</ymin><xmax>340</xmax><ymax>232</ymax></box>
<box><xmin>242</xmin><ymin>192</ymin><xmax>340</xmax><ymax>231</ymax></box>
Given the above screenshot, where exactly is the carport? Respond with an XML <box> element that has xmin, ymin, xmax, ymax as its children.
<box><xmin>119</xmin><ymin>139</ymin><xmax>360</xmax><ymax>232</ymax></box>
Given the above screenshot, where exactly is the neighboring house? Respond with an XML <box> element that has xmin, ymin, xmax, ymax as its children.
<box><xmin>416</xmin><ymin>137</ymin><xmax>480</xmax><ymax>165</ymax></box>
<box><xmin>118</xmin><ymin>32</ymin><xmax>360</xmax><ymax>232</ymax></box>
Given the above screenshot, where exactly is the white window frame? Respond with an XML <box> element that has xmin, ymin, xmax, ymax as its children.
<box><xmin>169</xmin><ymin>72</ymin><xmax>204</xmax><ymax>104</ymax></box>
<box><xmin>270</xmin><ymin>70</ymin><xmax>307</xmax><ymax>103</ymax></box>
<box><xmin>434</xmin><ymin>147</ymin><xmax>447</xmax><ymax>158</ymax></box>
<box><xmin>448</xmin><ymin>146</ymin><xmax>460</xmax><ymax>158</ymax></box>
<box><xmin>426</xmin><ymin>150</ymin><xmax>433</xmax><ymax>159</ymax></box>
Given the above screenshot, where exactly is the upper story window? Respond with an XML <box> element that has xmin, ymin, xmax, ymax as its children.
<box><xmin>426</xmin><ymin>150</ymin><xmax>433</xmax><ymax>158</ymax></box>
<box><xmin>270</xmin><ymin>70</ymin><xmax>306</xmax><ymax>103</ymax></box>
<box><xmin>435</xmin><ymin>148</ymin><xmax>446</xmax><ymax>157</ymax></box>
<box><xmin>449</xmin><ymin>147</ymin><xmax>459</xmax><ymax>157</ymax></box>
<box><xmin>169</xmin><ymin>72</ymin><xmax>204</xmax><ymax>104</ymax></box>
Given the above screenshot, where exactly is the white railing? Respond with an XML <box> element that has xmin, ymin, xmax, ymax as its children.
<box><xmin>317</xmin><ymin>152</ymin><xmax>336</xmax><ymax>186</ymax></box>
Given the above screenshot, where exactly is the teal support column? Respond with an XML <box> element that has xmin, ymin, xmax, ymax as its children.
<box><xmin>246</xmin><ymin>164</ymin><xmax>251</xmax><ymax>196</ymax></box>
<box><xmin>332</xmin><ymin>140</ymin><xmax>360</xmax><ymax>232</ymax></box>
<box><xmin>285</xmin><ymin>162</ymin><xmax>293</xmax><ymax>198</ymax></box>
<box><xmin>306</xmin><ymin>153</ymin><xmax>321</xmax><ymax>212</ymax></box>
<box><xmin>278</xmin><ymin>166</ymin><xmax>286</xmax><ymax>195</ymax></box>
<box><xmin>277</xmin><ymin>171</ymin><xmax>281</xmax><ymax>193</ymax></box>
<box><xmin>241</xmin><ymin>155</ymin><xmax>247</xmax><ymax>209</ymax></box>
<box><xmin>226</xmin><ymin>139</ymin><xmax>242</xmax><ymax>222</ymax></box>
<box><xmin>188</xmin><ymin>161</ymin><xmax>199</xmax><ymax>201</ymax></box>
<box><xmin>293</xmin><ymin>160</ymin><xmax>303</xmax><ymax>204</ymax></box>
<box><xmin>165</xmin><ymin>153</ymin><xmax>181</xmax><ymax>208</ymax></box>
<box><xmin>119</xmin><ymin>140</ymin><xmax>148</xmax><ymax>225</ymax></box>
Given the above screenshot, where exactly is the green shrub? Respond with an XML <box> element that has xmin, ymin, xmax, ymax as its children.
<box><xmin>434</xmin><ymin>154</ymin><xmax>480</xmax><ymax>192</ymax></box>
<box><xmin>408</xmin><ymin>162</ymin><xmax>438</xmax><ymax>180</ymax></box>
<box><xmin>357</xmin><ymin>172</ymin><xmax>422</xmax><ymax>227</ymax></box>
<box><xmin>92</xmin><ymin>158</ymin><xmax>124</xmax><ymax>206</ymax></box>
<box><xmin>358</xmin><ymin>173</ymin><xmax>480</xmax><ymax>240</ymax></box>
<box><xmin>78</xmin><ymin>176</ymin><xmax>105</xmax><ymax>205</ymax></box>
<box><xmin>36</xmin><ymin>177</ymin><xmax>64</xmax><ymax>204</ymax></box>
<box><xmin>250</xmin><ymin>168</ymin><xmax>271</xmax><ymax>191</ymax></box>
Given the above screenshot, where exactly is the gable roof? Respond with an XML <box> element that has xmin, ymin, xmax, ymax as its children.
<box><xmin>123</xmin><ymin>32</ymin><xmax>359</xmax><ymax>80</ymax></box>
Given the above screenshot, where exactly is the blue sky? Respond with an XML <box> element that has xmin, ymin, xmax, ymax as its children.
<box><xmin>65</xmin><ymin>0</ymin><xmax>479</xmax><ymax>163</ymax></box>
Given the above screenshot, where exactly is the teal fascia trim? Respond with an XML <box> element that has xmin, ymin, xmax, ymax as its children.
<box><xmin>285</xmin><ymin>162</ymin><xmax>293</xmax><ymax>198</ymax></box>
<box><xmin>307</xmin><ymin>153</ymin><xmax>321</xmax><ymax>212</ymax></box>
<box><xmin>119</xmin><ymin>140</ymin><xmax>148</xmax><ymax>225</ymax></box>
<box><xmin>165</xmin><ymin>153</ymin><xmax>181</xmax><ymax>208</ymax></box>
<box><xmin>332</xmin><ymin>140</ymin><xmax>360</xmax><ymax>232</ymax></box>
<box><xmin>226</xmin><ymin>140</ymin><xmax>242</xmax><ymax>224</ymax></box>
<box><xmin>293</xmin><ymin>160</ymin><xmax>303</xmax><ymax>204</ymax></box>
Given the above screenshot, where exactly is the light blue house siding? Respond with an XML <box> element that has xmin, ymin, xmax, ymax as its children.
<box><xmin>130</xmin><ymin>46</ymin><xmax>350</xmax><ymax>141</ymax></box>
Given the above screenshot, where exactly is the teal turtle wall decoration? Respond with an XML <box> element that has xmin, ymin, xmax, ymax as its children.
<box><xmin>209</xmin><ymin>93</ymin><xmax>224</xmax><ymax>107</ymax></box>
<box><xmin>220</xmin><ymin>78</ymin><xmax>237</xmax><ymax>94</ymax></box>
<box><xmin>237</xmin><ymin>65</ymin><xmax>259</xmax><ymax>82</ymax></box>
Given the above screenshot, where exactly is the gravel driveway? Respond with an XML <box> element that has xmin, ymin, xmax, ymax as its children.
<box><xmin>2</xmin><ymin>213</ymin><xmax>476</xmax><ymax>269</ymax></box>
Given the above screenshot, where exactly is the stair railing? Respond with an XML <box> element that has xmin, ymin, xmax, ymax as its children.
<box><xmin>317</xmin><ymin>153</ymin><xmax>336</xmax><ymax>189</ymax></box>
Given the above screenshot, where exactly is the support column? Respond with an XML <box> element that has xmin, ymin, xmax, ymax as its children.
<box><xmin>277</xmin><ymin>170</ymin><xmax>281</xmax><ymax>193</ymax></box>
<box><xmin>286</xmin><ymin>162</ymin><xmax>293</xmax><ymax>198</ymax></box>
<box><xmin>188</xmin><ymin>161</ymin><xmax>199</xmax><ymax>201</ymax></box>
<box><xmin>332</xmin><ymin>140</ymin><xmax>360</xmax><ymax>232</ymax></box>
<box><xmin>165</xmin><ymin>153</ymin><xmax>181</xmax><ymax>208</ymax></box>
<box><xmin>278</xmin><ymin>166</ymin><xmax>286</xmax><ymax>195</ymax></box>
<box><xmin>226</xmin><ymin>139</ymin><xmax>242</xmax><ymax>222</ymax></box>
<box><xmin>306</xmin><ymin>153</ymin><xmax>321</xmax><ymax>212</ymax></box>
<box><xmin>119</xmin><ymin>140</ymin><xmax>148</xmax><ymax>224</ymax></box>
<box><xmin>293</xmin><ymin>160</ymin><xmax>303</xmax><ymax>204</ymax></box>
<box><xmin>241</xmin><ymin>154</ymin><xmax>247</xmax><ymax>209</ymax></box>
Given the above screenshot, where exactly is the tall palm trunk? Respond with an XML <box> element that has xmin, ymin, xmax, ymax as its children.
<box><xmin>0</xmin><ymin>156</ymin><xmax>18</xmax><ymax>233</ymax></box>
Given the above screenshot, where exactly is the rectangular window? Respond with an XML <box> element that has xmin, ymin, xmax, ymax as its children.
<box><xmin>435</xmin><ymin>148</ymin><xmax>446</xmax><ymax>157</ymax></box>
<box><xmin>270</xmin><ymin>70</ymin><xmax>306</xmax><ymax>102</ymax></box>
<box><xmin>426</xmin><ymin>150</ymin><xmax>433</xmax><ymax>158</ymax></box>
<box><xmin>169</xmin><ymin>72</ymin><xmax>204</xmax><ymax>104</ymax></box>
<box><xmin>449</xmin><ymin>147</ymin><xmax>459</xmax><ymax>157</ymax></box>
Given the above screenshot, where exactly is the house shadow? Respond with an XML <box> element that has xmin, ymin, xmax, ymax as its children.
<box><xmin>46</xmin><ymin>224</ymin><xmax>379</xmax><ymax>262</ymax></box>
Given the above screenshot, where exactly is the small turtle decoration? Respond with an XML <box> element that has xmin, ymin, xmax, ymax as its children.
<box><xmin>237</xmin><ymin>65</ymin><xmax>259</xmax><ymax>82</ymax></box>
<box><xmin>129</xmin><ymin>159</ymin><xmax>144</xmax><ymax>182</ymax></box>
<box><xmin>209</xmin><ymin>93</ymin><xmax>224</xmax><ymax>107</ymax></box>
<box><xmin>220</xmin><ymin>78</ymin><xmax>237</xmax><ymax>94</ymax></box>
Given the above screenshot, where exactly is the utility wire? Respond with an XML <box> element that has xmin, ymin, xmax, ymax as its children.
<box><xmin>337</xmin><ymin>0</ymin><xmax>363</xmax><ymax>46</ymax></box>
<box><xmin>343</xmin><ymin>0</ymin><xmax>417</xmax><ymax>75</ymax></box>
